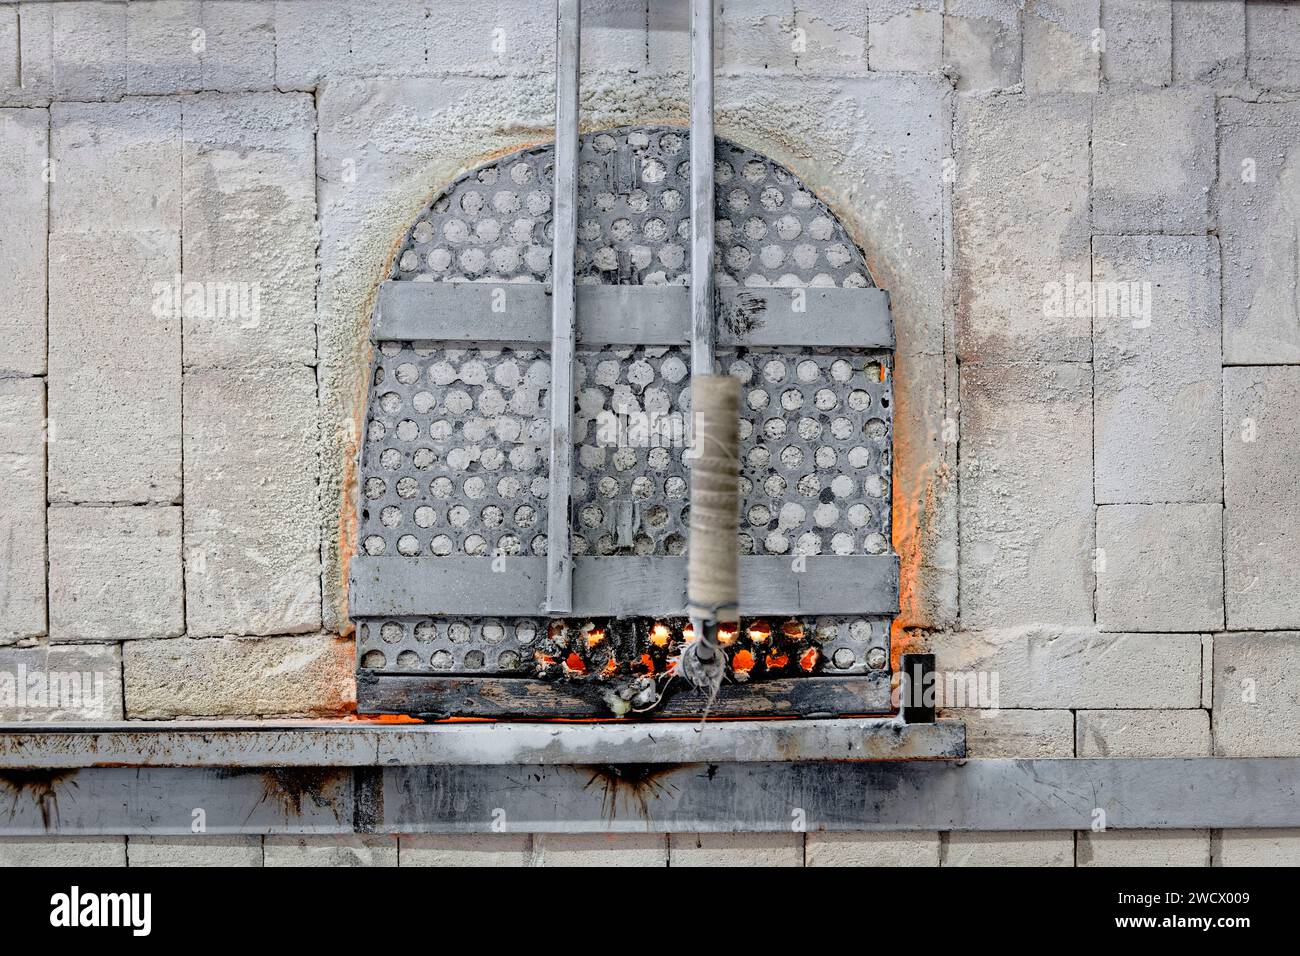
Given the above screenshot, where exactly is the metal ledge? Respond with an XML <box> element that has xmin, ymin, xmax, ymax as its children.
<box><xmin>0</xmin><ymin>718</ymin><xmax>960</xmax><ymax>768</ymax></box>
<box><xmin>373</xmin><ymin>282</ymin><xmax>894</xmax><ymax>349</ymax></box>
<box><xmin>349</xmin><ymin>554</ymin><xmax>901</xmax><ymax>617</ymax></box>
<box><xmin>1</xmin><ymin>755</ymin><xmax>1299</xmax><ymax>835</ymax></box>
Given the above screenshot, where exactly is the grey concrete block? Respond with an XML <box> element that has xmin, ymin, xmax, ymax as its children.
<box><xmin>1100</xmin><ymin>0</ymin><xmax>1171</xmax><ymax>88</ymax></box>
<box><xmin>126</xmin><ymin>0</ymin><xmax>203</xmax><ymax>95</ymax></box>
<box><xmin>274</xmin><ymin>0</ymin><xmax>353</xmax><ymax>88</ymax></box>
<box><xmin>51</xmin><ymin>98</ymin><xmax>182</xmax><ymax>234</ymax></box>
<box><xmin>534</xmin><ymin>833</ymin><xmax>667</xmax><ymax>867</ymax></box>
<box><xmin>1024</xmin><ymin>0</ymin><xmax>1100</xmax><ymax>94</ymax></box>
<box><xmin>1079</xmin><ymin>830</ymin><xmax>1209</xmax><ymax>867</ymax></box>
<box><xmin>717</xmin><ymin>0</ymin><xmax>797</xmax><ymax>73</ymax></box>
<box><xmin>955</xmin><ymin>95</ymin><xmax>1092</xmax><ymax>362</ymax></box>
<box><xmin>200</xmin><ymin>0</ymin><xmax>276</xmax><ymax>92</ymax></box>
<box><xmin>181</xmin><ymin>93</ymin><xmax>317</xmax><ymax>368</ymax></box>
<box><xmin>264</xmin><ymin>835</ymin><xmax>397</xmax><ymax>867</ymax></box>
<box><xmin>1092</xmin><ymin>235</ymin><xmax>1222</xmax><ymax>504</ymax></box>
<box><xmin>1092</xmin><ymin>89</ymin><xmax>1211</xmax><ymax>235</ymax></box>
<box><xmin>345</xmin><ymin>0</ymin><xmax>431</xmax><ymax>78</ymax></box>
<box><xmin>124</xmin><ymin>634</ymin><xmax>354</xmax><ymax>718</ymax></box>
<box><xmin>926</xmin><ymin>627</ymin><xmax>1203</xmax><ymax>709</ymax></box>
<box><xmin>1213</xmin><ymin>632</ymin><xmax>1300</xmax><ymax>757</ymax></box>
<box><xmin>0</xmin><ymin>836</ymin><xmax>126</xmax><ymax>867</ymax></box>
<box><xmin>399</xmin><ymin>834</ymin><xmax>531</xmax><ymax>867</ymax></box>
<box><xmin>1223</xmin><ymin>367</ymin><xmax>1300</xmax><ymax>628</ymax></box>
<box><xmin>944</xmin><ymin>831</ymin><xmax>1074</xmax><ymax>866</ymax></box>
<box><xmin>945</xmin><ymin>709</ymin><xmax>1075</xmax><ymax>757</ymax></box>
<box><xmin>0</xmin><ymin>107</ymin><xmax>48</xmax><ymax>376</ymax></box>
<box><xmin>790</xmin><ymin>0</ymin><xmax>867</xmax><ymax>73</ymax></box>
<box><xmin>0</xmin><ymin>378</ymin><xmax>45</xmax><ymax>642</ymax></box>
<box><xmin>1095</xmin><ymin>504</ymin><xmax>1224</xmax><ymax>632</ymax></box>
<box><xmin>1245</xmin><ymin>0</ymin><xmax>1300</xmax><ymax>91</ymax></box>
<box><xmin>669</xmin><ymin>832</ymin><xmax>802</xmax><ymax>867</ymax></box>
<box><xmin>48</xmin><ymin>505</ymin><xmax>184</xmax><ymax>641</ymax></box>
<box><xmin>2</xmin><ymin>3</ymin><xmax>54</xmax><ymax>107</ymax></box>
<box><xmin>51</xmin><ymin>1</ymin><xmax>128</xmax><ymax>100</ymax></box>
<box><xmin>943</xmin><ymin>0</ymin><xmax>1022</xmax><ymax>91</ymax></box>
<box><xmin>128</xmin><ymin>835</ymin><xmax>262</xmax><ymax>867</ymax></box>
<box><xmin>48</xmin><ymin>231</ymin><xmax>182</xmax><ymax>504</ymax></box>
<box><xmin>1172</xmin><ymin>0</ymin><xmax>1245</xmax><ymax>87</ymax></box>
<box><xmin>183</xmin><ymin>366</ymin><xmax>321</xmax><ymax>637</ymax></box>
<box><xmin>1076</xmin><ymin>709</ymin><xmax>1211</xmax><ymax>758</ymax></box>
<box><xmin>1218</xmin><ymin>829</ymin><xmax>1300</xmax><ymax>866</ymax></box>
<box><xmin>1092</xmin><ymin>90</ymin><xmax>1215</xmax><ymax>234</ymax></box>
<box><xmin>1217</xmin><ymin>100</ymin><xmax>1300</xmax><ymax>365</ymax></box>
<box><xmin>0</xmin><ymin>643</ymin><xmax>122</xmax><ymax>720</ymax></box>
<box><xmin>0</xmin><ymin>8</ymin><xmax>17</xmax><ymax>96</ymax></box>
<box><xmin>580</xmin><ymin>0</ymin><xmax>650</xmax><ymax>72</ymax></box>
<box><xmin>805</xmin><ymin>831</ymin><xmax>940</xmax><ymax>866</ymax></box>
<box><xmin>869</xmin><ymin>0</ymin><xmax>943</xmax><ymax>73</ymax></box>
<box><xmin>958</xmin><ymin>363</ymin><xmax>1094</xmax><ymax>627</ymax></box>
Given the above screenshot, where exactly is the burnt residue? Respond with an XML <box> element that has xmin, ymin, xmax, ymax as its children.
<box><xmin>217</xmin><ymin>767</ymin><xmax>349</xmax><ymax>819</ymax></box>
<box><xmin>583</xmin><ymin>763</ymin><xmax>684</xmax><ymax>824</ymax></box>
<box><xmin>723</xmin><ymin>291</ymin><xmax>768</xmax><ymax>337</ymax></box>
<box><xmin>0</xmin><ymin>770</ymin><xmax>79</xmax><ymax>831</ymax></box>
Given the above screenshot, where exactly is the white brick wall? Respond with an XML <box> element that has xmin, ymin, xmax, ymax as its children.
<box><xmin>0</xmin><ymin>0</ymin><xmax>1296</xmax><ymax>867</ymax></box>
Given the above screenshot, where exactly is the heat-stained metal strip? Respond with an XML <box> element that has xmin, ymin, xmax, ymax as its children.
<box><xmin>348</xmin><ymin>554</ymin><xmax>901</xmax><ymax>617</ymax></box>
<box><xmin>358</xmin><ymin>673</ymin><xmax>893</xmax><ymax>719</ymax></box>
<box><xmin>545</xmin><ymin>0</ymin><xmax>581</xmax><ymax>615</ymax></box>
<box><xmin>4</xmin><ymin>759</ymin><xmax>1300</xmax><ymax>835</ymax></box>
<box><xmin>690</xmin><ymin>0</ymin><xmax>716</xmax><ymax>378</ymax></box>
<box><xmin>0</xmin><ymin>718</ymin><xmax>960</xmax><ymax>768</ymax></box>
<box><xmin>372</xmin><ymin>282</ymin><xmax>894</xmax><ymax>349</ymax></box>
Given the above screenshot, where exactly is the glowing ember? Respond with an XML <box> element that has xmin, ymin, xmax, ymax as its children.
<box><xmin>585</xmin><ymin>627</ymin><xmax>607</xmax><ymax>648</ymax></box>
<box><xmin>602</xmin><ymin>658</ymin><xmax>620</xmax><ymax>677</ymax></box>
<box><xmin>649</xmin><ymin>623</ymin><xmax>672</xmax><ymax>647</ymax></box>
<box><xmin>798</xmin><ymin>647</ymin><xmax>819</xmax><ymax>672</ymax></box>
<box><xmin>781</xmin><ymin>619</ymin><xmax>805</xmax><ymax>641</ymax></box>
<box><xmin>718</xmin><ymin>623</ymin><xmax>739</xmax><ymax>646</ymax></box>
<box><xmin>732</xmin><ymin>649</ymin><xmax>756</xmax><ymax>674</ymax></box>
<box><xmin>682</xmin><ymin>622</ymin><xmax>695</xmax><ymax>642</ymax></box>
<box><xmin>765</xmin><ymin>651</ymin><xmax>790</xmax><ymax>671</ymax></box>
<box><xmin>746</xmin><ymin>621</ymin><xmax>772</xmax><ymax>644</ymax></box>
<box><xmin>637</xmin><ymin>653</ymin><xmax>656</xmax><ymax>674</ymax></box>
<box><xmin>563</xmin><ymin>652</ymin><xmax>587</xmax><ymax>676</ymax></box>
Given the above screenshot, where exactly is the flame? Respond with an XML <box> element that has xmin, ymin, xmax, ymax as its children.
<box><xmin>746</xmin><ymin>621</ymin><xmax>772</xmax><ymax>644</ymax></box>
<box><xmin>649</xmin><ymin>622</ymin><xmax>672</xmax><ymax>647</ymax></box>
<box><xmin>765</xmin><ymin>651</ymin><xmax>789</xmax><ymax>671</ymax></box>
<box><xmin>585</xmin><ymin>627</ymin><xmax>607</xmax><ymax>649</ymax></box>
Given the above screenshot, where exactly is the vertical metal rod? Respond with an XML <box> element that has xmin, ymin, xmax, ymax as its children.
<box><xmin>545</xmin><ymin>0</ymin><xmax>580</xmax><ymax>615</ymax></box>
<box><xmin>689</xmin><ymin>0</ymin><xmax>715</xmax><ymax>381</ymax></box>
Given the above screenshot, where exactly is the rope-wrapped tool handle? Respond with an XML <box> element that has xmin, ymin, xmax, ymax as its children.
<box><xmin>687</xmin><ymin>375</ymin><xmax>741</xmax><ymax>625</ymax></box>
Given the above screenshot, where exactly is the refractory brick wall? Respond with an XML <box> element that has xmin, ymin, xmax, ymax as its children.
<box><xmin>1</xmin><ymin>0</ymin><xmax>1299</xmax><ymax>867</ymax></box>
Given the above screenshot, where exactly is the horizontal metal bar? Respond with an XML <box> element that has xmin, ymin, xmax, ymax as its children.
<box><xmin>3</xmin><ymin>759</ymin><xmax>1300</xmax><ymax>834</ymax></box>
<box><xmin>373</xmin><ymin>281</ymin><xmax>894</xmax><ymax>349</ymax></box>
<box><xmin>0</xmin><ymin>718</ymin><xmax>959</xmax><ymax>768</ymax></box>
<box><xmin>357</xmin><ymin>674</ymin><xmax>894</xmax><ymax>719</ymax></box>
<box><xmin>349</xmin><ymin>554</ymin><xmax>900</xmax><ymax>617</ymax></box>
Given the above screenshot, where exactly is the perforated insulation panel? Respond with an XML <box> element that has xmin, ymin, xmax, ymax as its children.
<box><xmin>351</xmin><ymin>125</ymin><xmax>898</xmax><ymax>718</ymax></box>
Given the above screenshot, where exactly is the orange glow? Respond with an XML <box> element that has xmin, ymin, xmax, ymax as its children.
<box><xmin>585</xmin><ymin>627</ymin><xmax>607</xmax><ymax>648</ymax></box>
<box><xmin>649</xmin><ymin>622</ymin><xmax>672</xmax><ymax>647</ymax></box>
<box><xmin>637</xmin><ymin>653</ymin><xmax>656</xmax><ymax>674</ymax></box>
<box><xmin>562</xmin><ymin>652</ymin><xmax>587</xmax><ymax>676</ymax></box>
<box><xmin>732</xmin><ymin>649</ymin><xmax>755</xmax><ymax>673</ymax></box>
<box><xmin>798</xmin><ymin>647</ymin><xmax>819</xmax><ymax>672</ymax></box>
<box><xmin>682</xmin><ymin>622</ymin><xmax>695</xmax><ymax>642</ymax></box>
<box><xmin>718</xmin><ymin>623</ymin><xmax>739</xmax><ymax>646</ymax></box>
<box><xmin>746</xmin><ymin>621</ymin><xmax>772</xmax><ymax>644</ymax></box>
<box><xmin>765</xmin><ymin>651</ymin><xmax>789</xmax><ymax>671</ymax></box>
<box><xmin>601</xmin><ymin>657</ymin><xmax>619</xmax><ymax>677</ymax></box>
<box><xmin>780</xmin><ymin>619</ymin><xmax>804</xmax><ymax>641</ymax></box>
